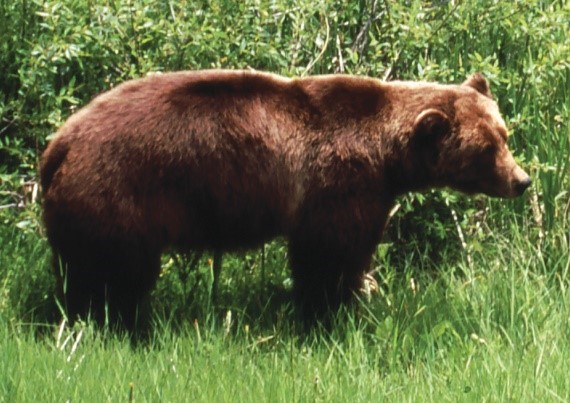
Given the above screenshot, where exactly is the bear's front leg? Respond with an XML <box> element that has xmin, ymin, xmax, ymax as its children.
<box><xmin>288</xmin><ymin>238</ymin><xmax>374</xmax><ymax>324</ymax></box>
<box><xmin>288</xmin><ymin>192</ymin><xmax>389</xmax><ymax>324</ymax></box>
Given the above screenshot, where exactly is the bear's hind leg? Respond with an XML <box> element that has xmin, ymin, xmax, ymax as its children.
<box><xmin>105</xmin><ymin>245</ymin><xmax>162</xmax><ymax>331</ymax></box>
<box><xmin>53</xmin><ymin>252</ymin><xmax>108</xmax><ymax>325</ymax></box>
<box><xmin>54</xmin><ymin>240</ymin><xmax>161</xmax><ymax>331</ymax></box>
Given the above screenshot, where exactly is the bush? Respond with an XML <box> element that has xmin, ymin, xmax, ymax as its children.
<box><xmin>0</xmin><ymin>0</ymin><xmax>568</xmax><ymax>322</ymax></box>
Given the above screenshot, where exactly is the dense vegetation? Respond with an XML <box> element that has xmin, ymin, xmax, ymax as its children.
<box><xmin>1</xmin><ymin>0</ymin><xmax>568</xmax><ymax>400</ymax></box>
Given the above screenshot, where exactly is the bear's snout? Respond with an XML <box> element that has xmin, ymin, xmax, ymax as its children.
<box><xmin>505</xmin><ymin>163</ymin><xmax>531</xmax><ymax>198</ymax></box>
<box><xmin>513</xmin><ymin>174</ymin><xmax>532</xmax><ymax>196</ymax></box>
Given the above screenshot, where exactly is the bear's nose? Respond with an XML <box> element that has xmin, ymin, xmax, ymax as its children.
<box><xmin>514</xmin><ymin>176</ymin><xmax>532</xmax><ymax>196</ymax></box>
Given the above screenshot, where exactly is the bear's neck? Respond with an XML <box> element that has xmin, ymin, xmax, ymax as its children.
<box><xmin>377</xmin><ymin>83</ymin><xmax>453</xmax><ymax>195</ymax></box>
<box><xmin>379</xmin><ymin>125</ymin><xmax>437</xmax><ymax>196</ymax></box>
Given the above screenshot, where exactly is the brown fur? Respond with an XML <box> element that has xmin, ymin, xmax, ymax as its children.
<box><xmin>40</xmin><ymin>70</ymin><xmax>530</xmax><ymax>328</ymax></box>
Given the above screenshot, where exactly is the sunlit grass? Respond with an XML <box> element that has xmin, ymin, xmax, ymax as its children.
<box><xmin>1</xmin><ymin>224</ymin><xmax>569</xmax><ymax>401</ymax></box>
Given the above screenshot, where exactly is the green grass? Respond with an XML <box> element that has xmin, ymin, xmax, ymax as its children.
<box><xmin>2</xmin><ymin>319</ymin><xmax>568</xmax><ymax>401</ymax></box>
<box><xmin>1</xmin><ymin>0</ymin><xmax>569</xmax><ymax>401</ymax></box>
<box><xmin>1</xmin><ymin>222</ymin><xmax>569</xmax><ymax>401</ymax></box>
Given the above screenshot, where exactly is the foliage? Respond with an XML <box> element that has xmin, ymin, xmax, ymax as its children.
<box><xmin>1</xmin><ymin>0</ymin><xmax>567</xmax><ymax>251</ymax></box>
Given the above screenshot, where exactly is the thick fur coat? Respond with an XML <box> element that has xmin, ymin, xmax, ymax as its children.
<box><xmin>41</xmin><ymin>70</ymin><xmax>531</xmax><ymax>327</ymax></box>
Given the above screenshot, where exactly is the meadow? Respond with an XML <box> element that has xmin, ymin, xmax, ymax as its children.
<box><xmin>0</xmin><ymin>0</ymin><xmax>568</xmax><ymax>401</ymax></box>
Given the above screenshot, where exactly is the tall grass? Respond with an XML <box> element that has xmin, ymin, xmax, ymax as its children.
<box><xmin>1</xmin><ymin>224</ymin><xmax>569</xmax><ymax>401</ymax></box>
<box><xmin>0</xmin><ymin>0</ymin><xmax>568</xmax><ymax>400</ymax></box>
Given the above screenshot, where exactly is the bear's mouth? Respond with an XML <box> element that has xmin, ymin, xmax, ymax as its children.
<box><xmin>465</xmin><ymin>180</ymin><xmax>518</xmax><ymax>199</ymax></box>
<box><xmin>448</xmin><ymin>179</ymin><xmax>511</xmax><ymax>198</ymax></box>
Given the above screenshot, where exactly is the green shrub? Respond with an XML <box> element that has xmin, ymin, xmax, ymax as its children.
<box><xmin>0</xmin><ymin>0</ymin><xmax>567</xmax><ymax>324</ymax></box>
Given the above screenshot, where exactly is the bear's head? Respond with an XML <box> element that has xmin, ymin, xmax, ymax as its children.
<box><xmin>411</xmin><ymin>73</ymin><xmax>531</xmax><ymax>198</ymax></box>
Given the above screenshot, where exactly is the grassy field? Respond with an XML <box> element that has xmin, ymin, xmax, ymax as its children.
<box><xmin>1</xmin><ymin>225</ymin><xmax>569</xmax><ymax>401</ymax></box>
<box><xmin>1</xmin><ymin>0</ymin><xmax>569</xmax><ymax>401</ymax></box>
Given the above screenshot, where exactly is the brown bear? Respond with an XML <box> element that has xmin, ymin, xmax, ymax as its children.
<box><xmin>40</xmin><ymin>70</ymin><xmax>531</xmax><ymax>328</ymax></box>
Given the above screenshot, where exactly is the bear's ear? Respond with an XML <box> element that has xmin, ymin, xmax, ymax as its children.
<box><xmin>411</xmin><ymin>109</ymin><xmax>451</xmax><ymax>166</ymax></box>
<box><xmin>462</xmin><ymin>73</ymin><xmax>493</xmax><ymax>98</ymax></box>
<box><xmin>412</xmin><ymin>109</ymin><xmax>451</xmax><ymax>142</ymax></box>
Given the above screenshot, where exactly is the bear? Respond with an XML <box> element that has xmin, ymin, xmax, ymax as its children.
<box><xmin>40</xmin><ymin>70</ymin><xmax>531</xmax><ymax>329</ymax></box>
